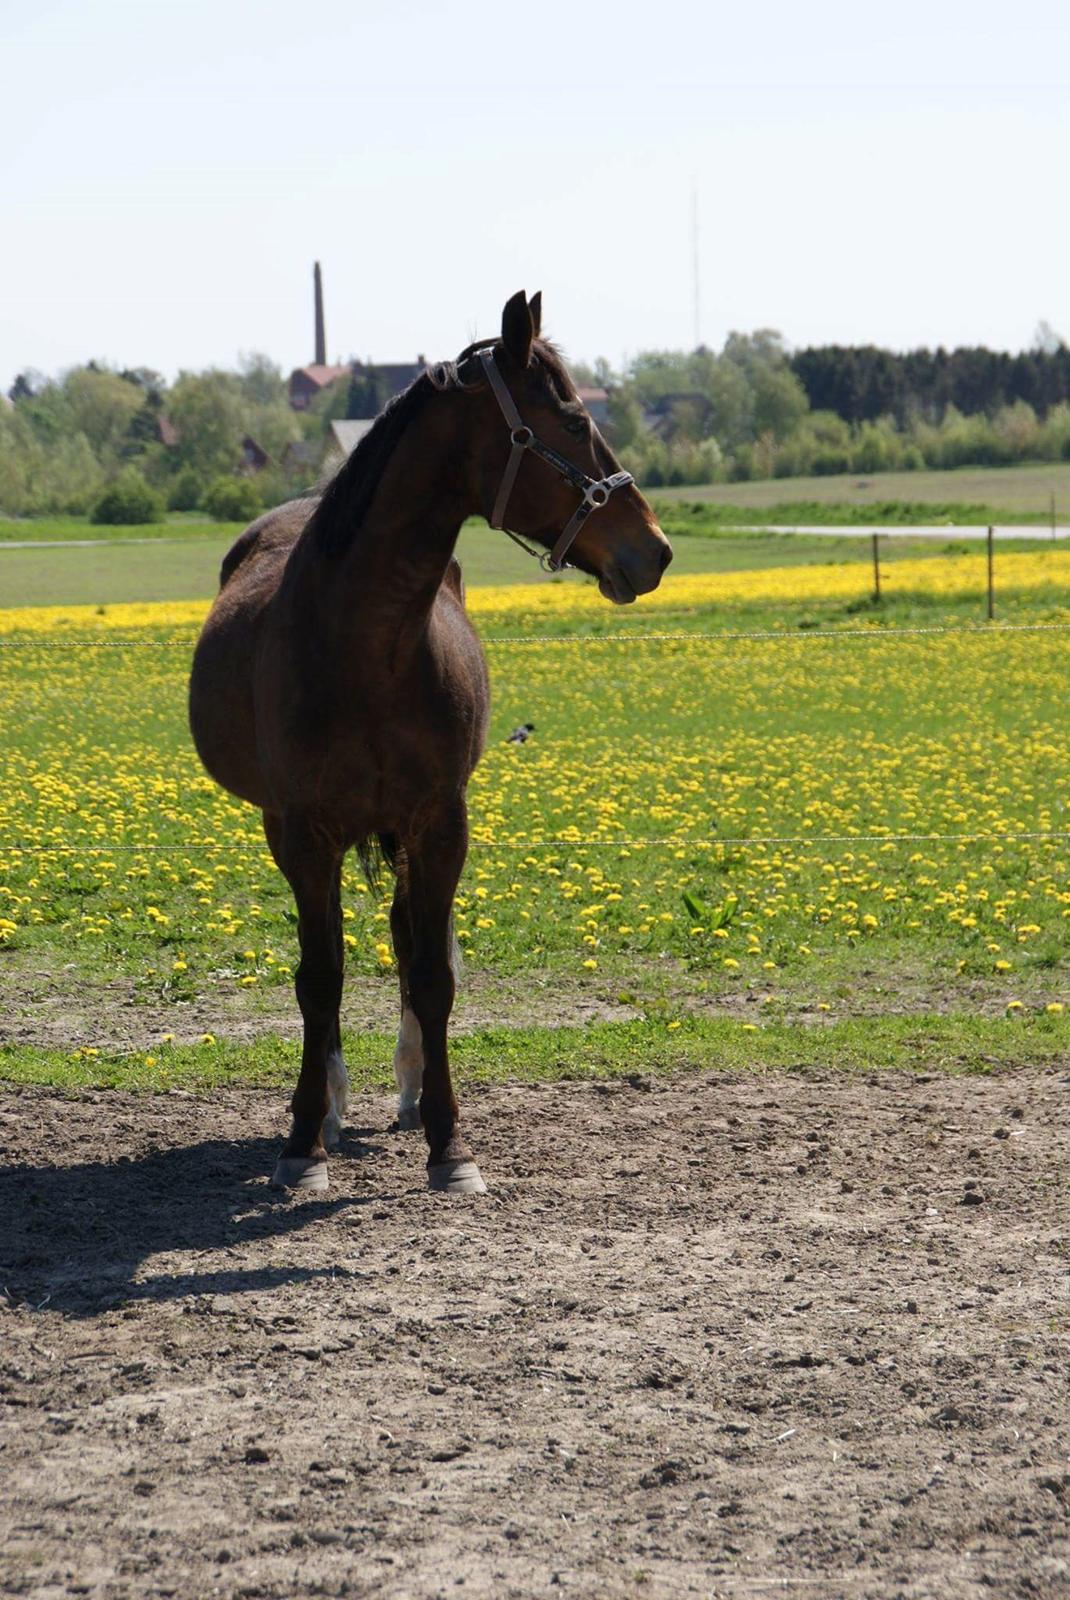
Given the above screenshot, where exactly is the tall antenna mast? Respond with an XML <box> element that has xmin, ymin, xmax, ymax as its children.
<box><xmin>690</xmin><ymin>180</ymin><xmax>701</xmax><ymax>349</ymax></box>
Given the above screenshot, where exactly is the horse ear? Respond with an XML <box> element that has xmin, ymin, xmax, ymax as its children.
<box><xmin>501</xmin><ymin>290</ymin><xmax>534</xmax><ymax>365</ymax></box>
<box><xmin>529</xmin><ymin>291</ymin><xmax>542</xmax><ymax>337</ymax></box>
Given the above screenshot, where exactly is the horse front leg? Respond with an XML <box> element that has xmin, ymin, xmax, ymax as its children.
<box><xmin>404</xmin><ymin>802</ymin><xmax>485</xmax><ymax>1195</ymax></box>
<box><xmin>270</xmin><ymin>814</ymin><xmax>345</xmax><ymax>1192</ymax></box>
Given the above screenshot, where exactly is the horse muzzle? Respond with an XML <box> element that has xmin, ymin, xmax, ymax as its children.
<box><xmin>599</xmin><ymin>533</ymin><xmax>673</xmax><ymax>605</ymax></box>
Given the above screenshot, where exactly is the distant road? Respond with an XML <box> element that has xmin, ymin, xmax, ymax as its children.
<box><xmin>1</xmin><ymin>525</ymin><xmax>1068</xmax><ymax>553</ymax></box>
<box><xmin>0</xmin><ymin>536</ymin><xmax>206</xmax><ymax>551</ymax></box>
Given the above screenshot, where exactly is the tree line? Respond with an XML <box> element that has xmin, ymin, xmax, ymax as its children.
<box><xmin>789</xmin><ymin>328</ymin><xmax>1070</xmax><ymax>425</ymax></box>
<box><xmin>0</xmin><ymin>357</ymin><xmax>338</xmax><ymax>521</ymax></box>
<box><xmin>579</xmin><ymin>324</ymin><xmax>1070</xmax><ymax>487</ymax></box>
<box><xmin>4</xmin><ymin>325</ymin><xmax>1070</xmax><ymax>518</ymax></box>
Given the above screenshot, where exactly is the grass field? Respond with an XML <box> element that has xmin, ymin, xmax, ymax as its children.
<box><xmin>652</xmin><ymin>459</ymin><xmax>1070</xmax><ymax>516</ymax></box>
<box><xmin>1</xmin><ymin>550</ymin><xmax>1068</xmax><ymax>1089</ymax></box>
<box><xmin>2</xmin><ymin>515</ymin><xmax>1066</xmax><ymax>610</ymax></box>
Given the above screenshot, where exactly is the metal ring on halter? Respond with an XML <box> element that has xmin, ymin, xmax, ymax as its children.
<box><xmin>511</xmin><ymin>426</ymin><xmax>533</xmax><ymax>447</ymax></box>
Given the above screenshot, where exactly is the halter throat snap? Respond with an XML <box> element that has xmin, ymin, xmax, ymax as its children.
<box><xmin>477</xmin><ymin>347</ymin><xmax>634</xmax><ymax>572</ymax></box>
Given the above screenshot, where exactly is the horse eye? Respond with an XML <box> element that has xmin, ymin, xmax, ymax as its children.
<box><xmin>564</xmin><ymin>412</ymin><xmax>588</xmax><ymax>436</ymax></box>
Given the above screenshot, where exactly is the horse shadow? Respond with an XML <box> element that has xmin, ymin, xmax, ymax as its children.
<box><xmin>0</xmin><ymin>1124</ymin><xmax>399</xmax><ymax>1318</ymax></box>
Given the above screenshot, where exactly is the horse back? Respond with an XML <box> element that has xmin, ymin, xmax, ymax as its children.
<box><xmin>218</xmin><ymin>500</ymin><xmax>316</xmax><ymax>589</ymax></box>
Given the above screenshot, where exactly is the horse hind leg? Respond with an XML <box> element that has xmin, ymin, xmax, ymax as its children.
<box><xmin>403</xmin><ymin>807</ymin><xmax>485</xmax><ymax>1195</ymax></box>
<box><xmin>323</xmin><ymin>1027</ymin><xmax>349</xmax><ymax>1150</ymax></box>
<box><xmin>268</xmin><ymin>813</ymin><xmax>345</xmax><ymax>1192</ymax></box>
<box><xmin>393</xmin><ymin>1007</ymin><xmax>423</xmax><ymax>1130</ymax></box>
<box><xmin>265</xmin><ymin>809</ymin><xmax>348</xmax><ymax>1158</ymax></box>
<box><xmin>390</xmin><ymin>875</ymin><xmax>462</xmax><ymax>1133</ymax></box>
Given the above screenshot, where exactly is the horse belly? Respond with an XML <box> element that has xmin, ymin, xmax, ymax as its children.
<box><xmin>189</xmin><ymin>616</ymin><xmax>270</xmax><ymax>809</ymax></box>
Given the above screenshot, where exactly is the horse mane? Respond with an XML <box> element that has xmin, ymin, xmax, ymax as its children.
<box><xmin>305</xmin><ymin>336</ymin><xmax>568</xmax><ymax>557</ymax></box>
<box><xmin>306</xmin><ymin>372</ymin><xmax>440</xmax><ymax>557</ymax></box>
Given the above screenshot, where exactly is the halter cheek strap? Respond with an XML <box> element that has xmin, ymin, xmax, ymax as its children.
<box><xmin>477</xmin><ymin>347</ymin><xmax>634</xmax><ymax>572</ymax></box>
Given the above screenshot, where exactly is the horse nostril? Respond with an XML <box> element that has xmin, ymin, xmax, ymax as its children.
<box><xmin>658</xmin><ymin>542</ymin><xmax>673</xmax><ymax>574</ymax></box>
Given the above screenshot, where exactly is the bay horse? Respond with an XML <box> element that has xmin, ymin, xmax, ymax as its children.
<box><xmin>189</xmin><ymin>292</ymin><xmax>672</xmax><ymax>1195</ymax></box>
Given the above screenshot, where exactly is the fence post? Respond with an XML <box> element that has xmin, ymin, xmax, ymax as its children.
<box><xmin>987</xmin><ymin>524</ymin><xmax>995</xmax><ymax>621</ymax></box>
<box><xmin>872</xmin><ymin>531</ymin><xmax>881</xmax><ymax>603</ymax></box>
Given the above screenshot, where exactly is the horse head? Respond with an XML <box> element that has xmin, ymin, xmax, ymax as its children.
<box><xmin>463</xmin><ymin>291</ymin><xmax>673</xmax><ymax>604</ymax></box>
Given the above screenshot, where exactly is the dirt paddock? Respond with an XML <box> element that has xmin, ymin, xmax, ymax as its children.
<box><xmin>2</xmin><ymin>1068</ymin><xmax>1068</xmax><ymax>1600</ymax></box>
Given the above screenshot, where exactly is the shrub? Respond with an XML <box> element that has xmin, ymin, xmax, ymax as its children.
<box><xmin>203</xmin><ymin>476</ymin><xmax>262</xmax><ymax>522</ymax></box>
<box><xmin>621</xmin><ymin>435</ymin><xmax>724</xmax><ymax>489</ymax></box>
<box><xmin>167</xmin><ymin>467</ymin><xmax>203</xmax><ymax>512</ymax></box>
<box><xmin>811</xmin><ymin>447</ymin><xmax>852</xmax><ymax>476</ymax></box>
<box><xmin>90</xmin><ymin>468</ymin><xmax>164</xmax><ymax>525</ymax></box>
<box><xmin>1034</xmin><ymin>403</ymin><xmax>1070</xmax><ymax>461</ymax></box>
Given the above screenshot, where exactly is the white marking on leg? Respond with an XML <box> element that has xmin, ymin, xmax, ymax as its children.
<box><xmin>393</xmin><ymin>1007</ymin><xmax>423</xmax><ymax>1128</ymax></box>
<box><xmin>323</xmin><ymin>1047</ymin><xmax>349</xmax><ymax>1150</ymax></box>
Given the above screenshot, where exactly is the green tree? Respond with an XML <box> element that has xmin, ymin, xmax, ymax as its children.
<box><xmin>605</xmin><ymin>389</ymin><xmax>642</xmax><ymax>448</ymax></box>
<box><xmin>346</xmin><ymin>369</ymin><xmax>387</xmax><ymax>419</ymax></box>
<box><xmin>167</xmin><ymin>467</ymin><xmax>203</xmax><ymax>512</ymax></box>
<box><xmin>168</xmin><ymin>371</ymin><xmax>246</xmax><ymax>479</ymax></box>
<box><xmin>751</xmin><ymin>364</ymin><xmax>809</xmax><ymax>441</ymax></box>
<box><xmin>237</xmin><ymin>353</ymin><xmax>288</xmax><ymax>407</ymax></box>
<box><xmin>62</xmin><ymin>366</ymin><xmax>144</xmax><ymax>458</ymax></box>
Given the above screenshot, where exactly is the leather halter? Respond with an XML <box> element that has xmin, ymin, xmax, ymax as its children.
<box><xmin>477</xmin><ymin>347</ymin><xmax>634</xmax><ymax>572</ymax></box>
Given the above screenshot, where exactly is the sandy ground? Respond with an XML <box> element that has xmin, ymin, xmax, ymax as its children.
<box><xmin>1</xmin><ymin>1068</ymin><xmax>1068</xmax><ymax>1600</ymax></box>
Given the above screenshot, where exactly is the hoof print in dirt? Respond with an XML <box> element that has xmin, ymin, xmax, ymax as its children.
<box><xmin>639</xmin><ymin>1459</ymin><xmax>688</xmax><ymax>1489</ymax></box>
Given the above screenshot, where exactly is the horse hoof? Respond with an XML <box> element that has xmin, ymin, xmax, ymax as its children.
<box><xmin>396</xmin><ymin>1103</ymin><xmax>422</xmax><ymax>1132</ymax></box>
<box><xmin>428</xmin><ymin>1160</ymin><xmax>487</xmax><ymax>1196</ymax></box>
<box><xmin>272</xmin><ymin>1156</ymin><xmax>329</xmax><ymax>1192</ymax></box>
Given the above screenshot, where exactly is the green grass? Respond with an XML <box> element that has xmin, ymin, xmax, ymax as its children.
<box><xmin>1</xmin><ymin>515</ymin><xmax>1063</xmax><ymax>610</ymax></box>
<box><xmin>653</xmin><ymin>498</ymin><xmax>1053</xmax><ymax>529</ymax></box>
<box><xmin>0</xmin><ymin>523</ymin><xmax>796</xmax><ymax>609</ymax></box>
<box><xmin>1</xmin><ymin>536</ymin><xmax>1067</xmax><ymax>1089</ymax></box>
<box><xmin>4</xmin><ymin>1010</ymin><xmax>1067</xmax><ymax>1093</ymax></box>
<box><xmin>651</xmin><ymin>460</ymin><xmax>1070</xmax><ymax>517</ymax></box>
<box><xmin>0</xmin><ymin>538</ymin><xmax>232</xmax><ymax>608</ymax></box>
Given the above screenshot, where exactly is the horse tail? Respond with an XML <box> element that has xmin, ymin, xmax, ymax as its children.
<box><xmin>354</xmin><ymin>835</ymin><xmax>462</xmax><ymax>976</ymax></box>
<box><xmin>353</xmin><ymin>832</ymin><xmax>400</xmax><ymax>893</ymax></box>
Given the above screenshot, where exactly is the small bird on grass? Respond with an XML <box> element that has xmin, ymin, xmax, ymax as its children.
<box><xmin>506</xmin><ymin>722</ymin><xmax>535</xmax><ymax>744</ymax></box>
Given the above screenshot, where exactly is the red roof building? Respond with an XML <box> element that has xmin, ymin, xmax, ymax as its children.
<box><xmin>287</xmin><ymin>363</ymin><xmax>351</xmax><ymax>412</ymax></box>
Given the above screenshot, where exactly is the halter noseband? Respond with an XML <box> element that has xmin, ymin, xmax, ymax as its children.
<box><xmin>477</xmin><ymin>347</ymin><xmax>634</xmax><ymax>573</ymax></box>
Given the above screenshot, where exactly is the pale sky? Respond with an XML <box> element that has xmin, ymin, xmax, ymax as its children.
<box><xmin>3</xmin><ymin>0</ymin><xmax>1068</xmax><ymax>391</ymax></box>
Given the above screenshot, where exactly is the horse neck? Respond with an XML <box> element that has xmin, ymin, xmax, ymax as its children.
<box><xmin>308</xmin><ymin>393</ymin><xmax>477</xmax><ymax>652</ymax></box>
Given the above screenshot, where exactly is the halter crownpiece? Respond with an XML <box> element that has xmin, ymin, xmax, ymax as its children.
<box><xmin>477</xmin><ymin>347</ymin><xmax>634</xmax><ymax>572</ymax></box>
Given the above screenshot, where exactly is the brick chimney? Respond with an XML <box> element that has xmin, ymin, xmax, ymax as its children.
<box><xmin>314</xmin><ymin>261</ymin><xmax>326</xmax><ymax>367</ymax></box>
